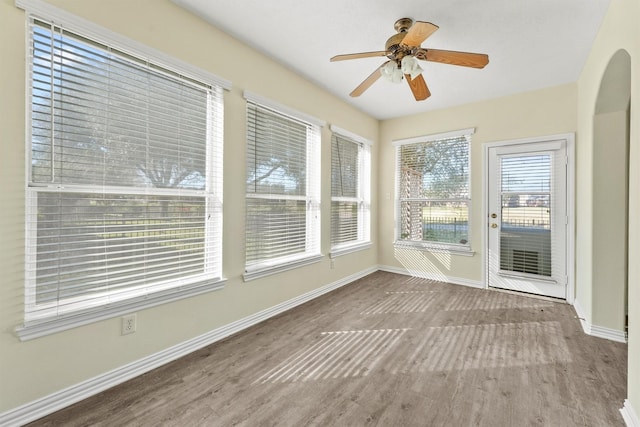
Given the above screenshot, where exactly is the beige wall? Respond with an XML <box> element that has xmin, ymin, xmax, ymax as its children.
<box><xmin>576</xmin><ymin>0</ymin><xmax>640</xmax><ymax>413</ymax></box>
<box><xmin>0</xmin><ymin>0</ymin><xmax>378</xmax><ymax>412</ymax></box>
<box><xmin>592</xmin><ymin>110</ymin><xmax>628</xmax><ymax>332</ymax></box>
<box><xmin>378</xmin><ymin>84</ymin><xmax>577</xmax><ymax>281</ymax></box>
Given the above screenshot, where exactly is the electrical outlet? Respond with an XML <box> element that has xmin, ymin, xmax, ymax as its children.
<box><xmin>330</xmin><ymin>259</ymin><xmax>335</xmax><ymax>269</ymax></box>
<box><xmin>121</xmin><ymin>313</ymin><xmax>137</xmax><ymax>335</ymax></box>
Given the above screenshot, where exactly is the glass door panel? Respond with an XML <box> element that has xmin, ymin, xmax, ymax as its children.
<box><xmin>499</xmin><ymin>155</ymin><xmax>552</xmax><ymax>277</ymax></box>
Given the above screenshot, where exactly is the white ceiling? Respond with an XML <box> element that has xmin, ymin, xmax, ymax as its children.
<box><xmin>172</xmin><ymin>0</ymin><xmax>610</xmax><ymax>120</ymax></box>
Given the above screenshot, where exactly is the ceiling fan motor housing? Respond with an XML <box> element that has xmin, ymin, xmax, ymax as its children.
<box><xmin>386</xmin><ymin>18</ymin><xmax>415</xmax><ymax>62</ymax></box>
<box><xmin>386</xmin><ymin>33</ymin><xmax>407</xmax><ymax>62</ymax></box>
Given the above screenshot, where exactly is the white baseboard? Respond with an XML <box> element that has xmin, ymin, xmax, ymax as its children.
<box><xmin>0</xmin><ymin>266</ymin><xmax>378</xmax><ymax>427</ymax></box>
<box><xmin>621</xmin><ymin>400</ymin><xmax>640</xmax><ymax>427</ymax></box>
<box><xmin>573</xmin><ymin>299</ymin><xmax>627</xmax><ymax>343</ymax></box>
<box><xmin>378</xmin><ymin>264</ymin><xmax>484</xmax><ymax>289</ymax></box>
<box><xmin>590</xmin><ymin>324</ymin><xmax>627</xmax><ymax>343</ymax></box>
<box><xmin>572</xmin><ymin>298</ymin><xmax>591</xmax><ymax>334</ymax></box>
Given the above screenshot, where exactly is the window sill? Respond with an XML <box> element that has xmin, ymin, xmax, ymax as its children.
<box><xmin>330</xmin><ymin>242</ymin><xmax>372</xmax><ymax>258</ymax></box>
<box><xmin>15</xmin><ymin>278</ymin><xmax>226</xmax><ymax>341</ymax></box>
<box><xmin>244</xmin><ymin>254</ymin><xmax>324</xmax><ymax>282</ymax></box>
<box><xmin>394</xmin><ymin>241</ymin><xmax>475</xmax><ymax>257</ymax></box>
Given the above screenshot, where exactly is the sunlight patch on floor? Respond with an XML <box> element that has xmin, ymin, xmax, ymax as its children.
<box><xmin>391</xmin><ymin>321</ymin><xmax>571</xmax><ymax>374</ymax></box>
<box><xmin>360</xmin><ymin>292</ymin><xmax>438</xmax><ymax>315</ymax></box>
<box><xmin>254</xmin><ymin>329</ymin><xmax>409</xmax><ymax>384</ymax></box>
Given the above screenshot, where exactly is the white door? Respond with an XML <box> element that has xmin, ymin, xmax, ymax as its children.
<box><xmin>487</xmin><ymin>139</ymin><xmax>568</xmax><ymax>299</ymax></box>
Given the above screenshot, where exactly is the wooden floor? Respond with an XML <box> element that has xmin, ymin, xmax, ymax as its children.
<box><xmin>28</xmin><ymin>271</ymin><xmax>628</xmax><ymax>426</ymax></box>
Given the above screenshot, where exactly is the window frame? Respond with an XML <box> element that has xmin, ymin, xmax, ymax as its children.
<box><xmin>329</xmin><ymin>125</ymin><xmax>372</xmax><ymax>258</ymax></box>
<box><xmin>16</xmin><ymin>2</ymin><xmax>231</xmax><ymax>341</ymax></box>
<box><xmin>243</xmin><ymin>91</ymin><xmax>324</xmax><ymax>281</ymax></box>
<box><xmin>393</xmin><ymin>128</ymin><xmax>474</xmax><ymax>255</ymax></box>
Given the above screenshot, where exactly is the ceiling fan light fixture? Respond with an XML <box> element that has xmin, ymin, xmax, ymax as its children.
<box><xmin>381</xmin><ymin>60</ymin><xmax>404</xmax><ymax>83</ymax></box>
<box><xmin>401</xmin><ymin>55</ymin><xmax>423</xmax><ymax>79</ymax></box>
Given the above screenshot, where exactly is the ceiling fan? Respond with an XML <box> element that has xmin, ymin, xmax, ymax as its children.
<box><xmin>330</xmin><ymin>18</ymin><xmax>489</xmax><ymax>101</ymax></box>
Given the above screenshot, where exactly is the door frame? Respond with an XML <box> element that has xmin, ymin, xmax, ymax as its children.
<box><xmin>482</xmin><ymin>133</ymin><xmax>575</xmax><ymax>303</ymax></box>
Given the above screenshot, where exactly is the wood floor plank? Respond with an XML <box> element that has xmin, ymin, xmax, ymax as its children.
<box><xmin>27</xmin><ymin>271</ymin><xmax>627</xmax><ymax>426</ymax></box>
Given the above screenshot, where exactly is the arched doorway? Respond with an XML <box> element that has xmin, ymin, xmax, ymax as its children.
<box><xmin>592</xmin><ymin>49</ymin><xmax>631</xmax><ymax>340</ymax></box>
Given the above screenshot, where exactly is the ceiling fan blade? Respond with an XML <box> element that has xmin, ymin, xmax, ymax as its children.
<box><xmin>401</xmin><ymin>21</ymin><xmax>439</xmax><ymax>47</ymax></box>
<box><xmin>418</xmin><ymin>48</ymin><xmax>489</xmax><ymax>69</ymax></box>
<box><xmin>330</xmin><ymin>51</ymin><xmax>388</xmax><ymax>62</ymax></box>
<box><xmin>405</xmin><ymin>73</ymin><xmax>430</xmax><ymax>101</ymax></box>
<box><xmin>350</xmin><ymin>62</ymin><xmax>387</xmax><ymax>97</ymax></box>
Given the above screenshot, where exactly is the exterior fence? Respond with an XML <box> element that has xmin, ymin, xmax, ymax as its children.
<box><xmin>502</xmin><ymin>219</ymin><xmax>550</xmax><ymax>229</ymax></box>
<box><xmin>421</xmin><ymin>217</ymin><xmax>469</xmax><ymax>244</ymax></box>
<box><xmin>418</xmin><ymin>216</ymin><xmax>550</xmax><ymax>244</ymax></box>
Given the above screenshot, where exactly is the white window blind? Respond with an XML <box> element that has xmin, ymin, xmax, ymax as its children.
<box><xmin>499</xmin><ymin>154</ymin><xmax>552</xmax><ymax>276</ymax></box>
<box><xmin>330</xmin><ymin>131</ymin><xmax>371</xmax><ymax>252</ymax></box>
<box><xmin>24</xmin><ymin>19</ymin><xmax>224</xmax><ymax>327</ymax></box>
<box><xmin>396</xmin><ymin>132</ymin><xmax>471</xmax><ymax>248</ymax></box>
<box><xmin>245</xmin><ymin>101</ymin><xmax>321</xmax><ymax>278</ymax></box>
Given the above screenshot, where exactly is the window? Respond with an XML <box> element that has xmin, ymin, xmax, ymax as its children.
<box><xmin>244</xmin><ymin>92</ymin><xmax>322</xmax><ymax>280</ymax></box>
<box><xmin>394</xmin><ymin>129</ymin><xmax>473</xmax><ymax>252</ymax></box>
<box><xmin>21</xmin><ymin>17</ymin><xmax>227</xmax><ymax>337</ymax></box>
<box><xmin>330</xmin><ymin>126</ymin><xmax>371</xmax><ymax>256</ymax></box>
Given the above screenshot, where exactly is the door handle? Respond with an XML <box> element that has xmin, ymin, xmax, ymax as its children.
<box><xmin>491</xmin><ymin>223</ymin><xmax>498</xmax><ymax>228</ymax></box>
<box><xmin>491</xmin><ymin>213</ymin><xmax>497</xmax><ymax>218</ymax></box>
